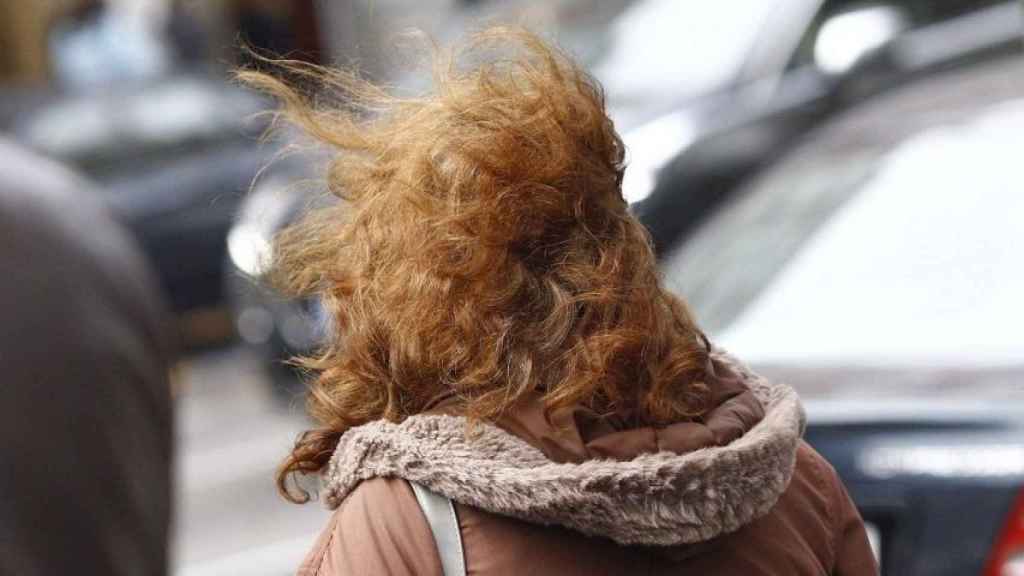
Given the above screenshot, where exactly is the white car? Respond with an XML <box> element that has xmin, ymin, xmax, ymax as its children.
<box><xmin>662</xmin><ymin>51</ymin><xmax>1024</xmax><ymax>575</ymax></box>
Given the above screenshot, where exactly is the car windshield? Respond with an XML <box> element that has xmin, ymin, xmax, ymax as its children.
<box><xmin>584</xmin><ymin>0</ymin><xmax>778</xmax><ymax>106</ymax></box>
<box><xmin>663</xmin><ymin>90</ymin><xmax>1024</xmax><ymax>368</ymax></box>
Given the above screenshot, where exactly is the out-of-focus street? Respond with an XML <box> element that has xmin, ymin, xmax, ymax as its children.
<box><xmin>173</xmin><ymin>347</ymin><xmax>326</xmax><ymax>576</ymax></box>
<box><xmin>3</xmin><ymin>0</ymin><xmax>1024</xmax><ymax>574</ymax></box>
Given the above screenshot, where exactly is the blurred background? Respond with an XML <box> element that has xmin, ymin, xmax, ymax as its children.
<box><xmin>1</xmin><ymin>1</ymin><xmax>1022</xmax><ymax>574</ymax></box>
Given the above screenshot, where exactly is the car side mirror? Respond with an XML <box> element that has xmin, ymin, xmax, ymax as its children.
<box><xmin>813</xmin><ymin>5</ymin><xmax>910</xmax><ymax>76</ymax></box>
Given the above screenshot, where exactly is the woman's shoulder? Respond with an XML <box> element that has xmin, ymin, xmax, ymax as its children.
<box><xmin>789</xmin><ymin>440</ymin><xmax>878</xmax><ymax>574</ymax></box>
<box><xmin>296</xmin><ymin>477</ymin><xmax>443</xmax><ymax>576</ymax></box>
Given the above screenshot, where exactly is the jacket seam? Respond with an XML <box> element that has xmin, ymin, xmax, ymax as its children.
<box><xmin>828</xmin><ymin>468</ymin><xmax>848</xmax><ymax>574</ymax></box>
<box><xmin>810</xmin><ymin>452</ymin><xmax>839</xmax><ymax>570</ymax></box>
<box><xmin>311</xmin><ymin>522</ymin><xmax>337</xmax><ymax>576</ymax></box>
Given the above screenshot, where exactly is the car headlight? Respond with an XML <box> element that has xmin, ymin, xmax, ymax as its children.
<box><xmin>227</xmin><ymin>223</ymin><xmax>273</xmax><ymax>278</ymax></box>
<box><xmin>227</xmin><ymin>174</ymin><xmax>300</xmax><ymax>277</ymax></box>
<box><xmin>619</xmin><ymin>110</ymin><xmax>697</xmax><ymax>204</ymax></box>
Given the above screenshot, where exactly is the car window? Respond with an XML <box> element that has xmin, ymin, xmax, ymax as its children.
<box><xmin>590</xmin><ymin>0</ymin><xmax>778</xmax><ymax>105</ymax></box>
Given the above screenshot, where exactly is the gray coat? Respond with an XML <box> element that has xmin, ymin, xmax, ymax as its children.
<box><xmin>0</xmin><ymin>139</ymin><xmax>175</xmax><ymax>576</ymax></box>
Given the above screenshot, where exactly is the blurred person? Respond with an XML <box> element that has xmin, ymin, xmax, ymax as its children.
<box><xmin>48</xmin><ymin>0</ymin><xmax>174</xmax><ymax>90</ymax></box>
<box><xmin>0</xmin><ymin>139</ymin><xmax>175</xmax><ymax>575</ymax></box>
<box><xmin>246</xmin><ymin>29</ymin><xmax>877</xmax><ymax>575</ymax></box>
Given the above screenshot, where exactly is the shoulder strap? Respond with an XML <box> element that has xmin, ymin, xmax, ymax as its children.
<box><xmin>409</xmin><ymin>481</ymin><xmax>467</xmax><ymax>576</ymax></box>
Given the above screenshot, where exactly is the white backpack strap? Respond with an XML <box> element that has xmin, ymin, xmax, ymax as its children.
<box><xmin>409</xmin><ymin>481</ymin><xmax>466</xmax><ymax>576</ymax></box>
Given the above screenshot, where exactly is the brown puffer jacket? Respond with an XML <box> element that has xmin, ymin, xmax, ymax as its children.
<box><xmin>298</xmin><ymin>350</ymin><xmax>877</xmax><ymax>575</ymax></box>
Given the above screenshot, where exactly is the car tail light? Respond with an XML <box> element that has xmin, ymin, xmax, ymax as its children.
<box><xmin>986</xmin><ymin>489</ymin><xmax>1024</xmax><ymax>576</ymax></box>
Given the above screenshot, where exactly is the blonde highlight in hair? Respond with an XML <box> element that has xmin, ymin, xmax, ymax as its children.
<box><xmin>240</xmin><ymin>28</ymin><xmax>712</xmax><ymax>503</ymax></box>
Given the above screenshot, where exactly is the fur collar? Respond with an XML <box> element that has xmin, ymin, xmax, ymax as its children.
<box><xmin>321</xmin><ymin>350</ymin><xmax>805</xmax><ymax>546</ymax></box>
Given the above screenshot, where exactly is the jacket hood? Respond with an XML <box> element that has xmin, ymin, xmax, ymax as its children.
<box><xmin>321</xmin><ymin>349</ymin><xmax>806</xmax><ymax>547</ymax></box>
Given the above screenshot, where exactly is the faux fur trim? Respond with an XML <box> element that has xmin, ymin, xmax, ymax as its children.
<box><xmin>321</xmin><ymin>350</ymin><xmax>806</xmax><ymax>546</ymax></box>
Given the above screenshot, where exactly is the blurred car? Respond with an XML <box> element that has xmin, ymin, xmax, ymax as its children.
<box><xmin>662</xmin><ymin>51</ymin><xmax>1024</xmax><ymax>575</ymax></box>
<box><xmin>613</xmin><ymin>0</ymin><xmax>1019</xmax><ymax>253</ymax></box>
<box><xmin>1</xmin><ymin>1</ymin><xmax>269</xmax><ymax>345</ymax></box>
<box><xmin>12</xmin><ymin>75</ymin><xmax>270</xmax><ymax>342</ymax></box>
<box><xmin>224</xmin><ymin>157</ymin><xmax>333</xmax><ymax>394</ymax></box>
<box><xmin>224</xmin><ymin>0</ymin><xmax>1021</xmax><ymax>395</ymax></box>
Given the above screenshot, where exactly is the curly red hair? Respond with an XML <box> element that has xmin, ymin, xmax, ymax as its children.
<box><xmin>241</xmin><ymin>28</ymin><xmax>712</xmax><ymax>502</ymax></box>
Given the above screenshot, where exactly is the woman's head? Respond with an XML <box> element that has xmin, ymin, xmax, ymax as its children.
<box><xmin>243</xmin><ymin>28</ymin><xmax>711</xmax><ymax>501</ymax></box>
